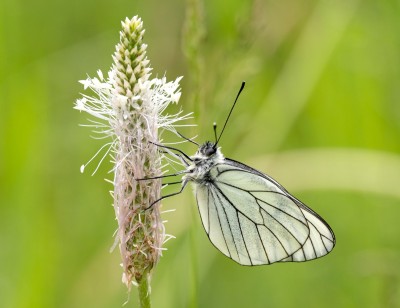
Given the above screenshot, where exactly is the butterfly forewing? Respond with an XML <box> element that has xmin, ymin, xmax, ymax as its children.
<box><xmin>279</xmin><ymin>206</ymin><xmax>335</xmax><ymax>262</ymax></box>
<box><xmin>193</xmin><ymin>159</ymin><xmax>335</xmax><ymax>266</ymax></box>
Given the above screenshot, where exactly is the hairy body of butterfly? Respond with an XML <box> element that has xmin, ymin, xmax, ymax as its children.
<box><xmin>181</xmin><ymin>141</ymin><xmax>335</xmax><ymax>266</ymax></box>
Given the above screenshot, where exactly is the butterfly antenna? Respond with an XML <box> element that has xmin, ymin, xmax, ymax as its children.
<box><xmin>214</xmin><ymin>81</ymin><xmax>245</xmax><ymax>148</ymax></box>
<box><xmin>213</xmin><ymin>122</ymin><xmax>218</xmax><ymax>144</ymax></box>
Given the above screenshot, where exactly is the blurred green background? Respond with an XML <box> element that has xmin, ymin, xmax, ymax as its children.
<box><xmin>1</xmin><ymin>0</ymin><xmax>400</xmax><ymax>307</ymax></box>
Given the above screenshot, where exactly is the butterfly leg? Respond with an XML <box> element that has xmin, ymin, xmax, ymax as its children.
<box><xmin>145</xmin><ymin>179</ymin><xmax>189</xmax><ymax>210</ymax></box>
<box><xmin>176</xmin><ymin>131</ymin><xmax>199</xmax><ymax>146</ymax></box>
<box><xmin>150</xmin><ymin>141</ymin><xmax>192</xmax><ymax>162</ymax></box>
<box><xmin>135</xmin><ymin>169</ymin><xmax>189</xmax><ymax>181</ymax></box>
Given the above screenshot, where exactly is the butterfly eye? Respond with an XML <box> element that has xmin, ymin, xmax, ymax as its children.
<box><xmin>205</xmin><ymin>147</ymin><xmax>216</xmax><ymax>156</ymax></box>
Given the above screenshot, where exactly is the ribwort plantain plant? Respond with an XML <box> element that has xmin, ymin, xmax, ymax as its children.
<box><xmin>75</xmin><ymin>16</ymin><xmax>190</xmax><ymax>307</ymax></box>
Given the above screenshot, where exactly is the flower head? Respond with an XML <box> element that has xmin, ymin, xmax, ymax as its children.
<box><xmin>75</xmin><ymin>16</ymin><xmax>190</xmax><ymax>290</ymax></box>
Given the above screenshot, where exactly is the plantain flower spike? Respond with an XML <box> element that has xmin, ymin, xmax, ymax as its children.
<box><xmin>75</xmin><ymin>16</ymin><xmax>189</xmax><ymax>290</ymax></box>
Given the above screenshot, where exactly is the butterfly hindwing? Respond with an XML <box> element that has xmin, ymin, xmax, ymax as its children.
<box><xmin>194</xmin><ymin>159</ymin><xmax>335</xmax><ymax>265</ymax></box>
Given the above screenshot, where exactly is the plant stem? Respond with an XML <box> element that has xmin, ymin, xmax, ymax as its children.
<box><xmin>138</xmin><ymin>273</ymin><xmax>151</xmax><ymax>308</ymax></box>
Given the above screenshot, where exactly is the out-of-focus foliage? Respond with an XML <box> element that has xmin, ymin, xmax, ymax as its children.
<box><xmin>1</xmin><ymin>0</ymin><xmax>399</xmax><ymax>307</ymax></box>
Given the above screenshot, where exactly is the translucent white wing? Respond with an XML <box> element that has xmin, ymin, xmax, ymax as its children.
<box><xmin>194</xmin><ymin>159</ymin><xmax>335</xmax><ymax>265</ymax></box>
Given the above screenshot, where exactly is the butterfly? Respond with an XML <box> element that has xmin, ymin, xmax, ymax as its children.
<box><xmin>145</xmin><ymin>82</ymin><xmax>335</xmax><ymax>265</ymax></box>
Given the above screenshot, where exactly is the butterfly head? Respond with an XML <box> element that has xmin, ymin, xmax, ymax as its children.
<box><xmin>199</xmin><ymin>141</ymin><xmax>217</xmax><ymax>156</ymax></box>
<box><xmin>191</xmin><ymin>141</ymin><xmax>224</xmax><ymax>165</ymax></box>
<box><xmin>185</xmin><ymin>142</ymin><xmax>224</xmax><ymax>181</ymax></box>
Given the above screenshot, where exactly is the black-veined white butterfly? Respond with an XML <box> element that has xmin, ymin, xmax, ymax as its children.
<box><xmin>144</xmin><ymin>82</ymin><xmax>335</xmax><ymax>265</ymax></box>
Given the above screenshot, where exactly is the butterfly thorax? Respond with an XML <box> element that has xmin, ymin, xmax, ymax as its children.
<box><xmin>183</xmin><ymin>141</ymin><xmax>225</xmax><ymax>184</ymax></box>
